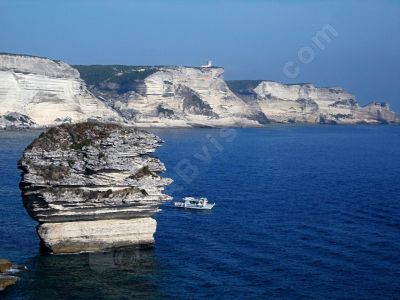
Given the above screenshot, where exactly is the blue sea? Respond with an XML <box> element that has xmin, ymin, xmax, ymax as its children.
<box><xmin>1</xmin><ymin>126</ymin><xmax>400</xmax><ymax>299</ymax></box>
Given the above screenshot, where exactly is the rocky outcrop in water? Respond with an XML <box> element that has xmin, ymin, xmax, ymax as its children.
<box><xmin>0</xmin><ymin>276</ymin><xmax>17</xmax><ymax>292</ymax></box>
<box><xmin>0</xmin><ymin>259</ymin><xmax>21</xmax><ymax>292</ymax></box>
<box><xmin>0</xmin><ymin>260</ymin><xmax>12</xmax><ymax>273</ymax></box>
<box><xmin>0</xmin><ymin>53</ymin><xmax>122</xmax><ymax>127</ymax></box>
<box><xmin>19</xmin><ymin>122</ymin><xmax>172</xmax><ymax>254</ymax></box>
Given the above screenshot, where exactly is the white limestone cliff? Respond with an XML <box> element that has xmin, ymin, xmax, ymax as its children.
<box><xmin>229</xmin><ymin>80</ymin><xmax>400</xmax><ymax>124</ymax></box>
<box><xmin>0</xmin><ymin>54</ymin><xmax>122</xmax><ymax>127</ymax></box>
<box><xmin>1</xmin><ymin>53</ymin><xmax>398</xmax><ymax>127</ymax></box>
<box><xmin>88</xmin><ymin>66</ymin><xmax>263</xmax><ymax>127</ymax></box>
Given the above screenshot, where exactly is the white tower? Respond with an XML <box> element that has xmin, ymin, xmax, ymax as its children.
<box><xmin>201</xmin><ymin>60</ymin><xmax>212</xmax><ymax>68</ymax></box>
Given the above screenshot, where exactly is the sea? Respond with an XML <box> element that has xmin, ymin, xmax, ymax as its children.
<box><xmin>0</xmin><ymin>125</ymin><xmax>399</xmax><ymax>299</ymax></box>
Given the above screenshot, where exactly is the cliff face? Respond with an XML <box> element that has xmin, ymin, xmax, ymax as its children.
<box><xmin>228</xmin><ymin>80</ymin><xmax>400</xmax><ymax>124</ymax></box>
<box><xmin>1</xmin><ymin>53</ymin><xmax>398</xmax><ymax>127</ymax></box>
<box><xmin>76</xmin><ymin>65</ymin><xmax>263</xmax><ymax>127</ymax></box>
<box><xmin>0</xmin><ymin>54</ymin><xmax>122</xmax><ymax>127</ymax></box>
<box><xmin>19</xmin><ymin>122</ymin><xmax>172</xmax><ymax>254</ymax></box>
<box><xmin>359</xmin><ymin>102</ymin><xmax>400</xmax><ymax>124</ymax></box>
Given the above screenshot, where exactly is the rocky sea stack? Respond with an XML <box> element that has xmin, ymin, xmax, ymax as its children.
<box><xmin>19</xmin><ymin>122</ymin><xmax>172</xmax><ymax>254</ymax></box>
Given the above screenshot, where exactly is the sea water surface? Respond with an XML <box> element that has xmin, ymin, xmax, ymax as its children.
<box><xmin>0</xmin><ymin>126</ymin><xmax>400</xmax><ymax>299</ymax></box>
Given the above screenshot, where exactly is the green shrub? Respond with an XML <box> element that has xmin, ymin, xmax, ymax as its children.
<box><xmin>4</xmin><ymin>115</ymin><xmax>17</xmax><ymax>122</ymax></box>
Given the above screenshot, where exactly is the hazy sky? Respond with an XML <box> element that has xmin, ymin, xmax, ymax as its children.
<box><xmin>1</xmin><ymin>0</ymin><xmax>399</xmax><ymax>110</ymax></box>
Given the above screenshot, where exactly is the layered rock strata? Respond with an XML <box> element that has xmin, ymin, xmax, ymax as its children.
<box><xmin>0</xmin><ymin>54</ymin><xmax>122</xmax><ymax>126</ymax></box>
<box><xmin>19</xmin><ymin>122</ymin><xmax>172</xmax><ymax>254</ymax></box>
<box><xmin>77</xmin><ymin>65</ymin><xmax>263</xmax><ymax>127</ymax></box>
<box><xmin>1</xmin><ymin>53</ymin><xmax>399</xmax><ymax>127</ymax></box>
<box><xmin>228</xmin><ymin>80</ymin><xmax>400</xmax><ymax>124</ymax></box>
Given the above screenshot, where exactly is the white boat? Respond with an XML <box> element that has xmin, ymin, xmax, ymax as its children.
<box><xmin>174</xmin><ymin>197</ymin><xmax>215</xmax><ymax>210</ymax></box>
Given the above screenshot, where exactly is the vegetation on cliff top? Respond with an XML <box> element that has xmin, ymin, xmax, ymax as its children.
<box><xmin>0</xmin><ymin>52</ymin><xmax>61</xmax><ymax>63</ymax></box>
<box><xmin>226</xmin><ymin>80</ymin><xmax>263</xmax><ymax>95</ymax></box>
<box><xmin>27</xmin><ymin>122</ymin><xmax>132</xmax><ymax>152</ymax></box>
<box><xmin>74</xmin><ymin>65</ymin><xmax>222</xmax><ymax>88</ymax></box>
<box><xmin>74</xmin><ymin>65</ymin><xmax>160</xmax><ymax>86</ymax></box>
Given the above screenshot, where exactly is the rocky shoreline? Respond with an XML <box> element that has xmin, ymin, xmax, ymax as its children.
<box><xmin>0</xmin><ymin>259</ymin><xmax>26</xmax><ymax>292</ymax></box>
<box><xmin>19</xmin><ymin>122</ymin><xmax>172</xmax><ymax>254</ymax></box>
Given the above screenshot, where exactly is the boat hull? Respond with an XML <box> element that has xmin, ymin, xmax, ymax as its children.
<box><xmin>174</xmin><ymin>202</ymin><xmax>215</xmax><ymax>210</ymax></box>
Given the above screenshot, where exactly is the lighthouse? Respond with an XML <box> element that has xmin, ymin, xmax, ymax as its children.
<box><xmin>201</xmin><ymin>60</ymin><xmax>212</xmax><ymax>68</ymax></box>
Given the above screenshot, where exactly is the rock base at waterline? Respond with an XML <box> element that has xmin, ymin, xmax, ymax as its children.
<box><xmin>0</xmin><ymin>259</ymin><xmax>22</xmax><ymax>292</ymax></box>
<box><xmin>38</xmin><ymin>218</ymin><xmax>156</xmax><ymax>254</ymax></box>
<box><xmin>0</xmin><ymin>276</ymin><xmax>17</xmax><ymax>292</ymax></box>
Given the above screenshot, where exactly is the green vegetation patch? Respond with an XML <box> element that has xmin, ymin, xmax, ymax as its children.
<box><xmin>28</xmin><ymin>122</ymin><xmax>129</xmax><ymax>152</ymax></box>
<box><xmin>226</xmin><ymin>80</ymin><xmax>263</xmax><ymax>95</ymax></box>
<box><xmin>131</xmin><ymin>166</ymin><xmax>154</xmax><ymax>179</ymax></box>
<box><xmin>73</xmin><ymin>65</ymin><xmax>159</xmax><ymax>86</ymax></box>
<box><xmin>4</xmin><ymin>115</ymin><xmax>17</xmax><ymax>122</ymax></box>
<box><xmin>157</xmin><ymin>105</ymin><xmax>175</xmax><ymax>117</ymax></box>
<box><xmin>35</xmin><ymin>164</ymin><xmax>70</xmax><ymax>181</ymax></box>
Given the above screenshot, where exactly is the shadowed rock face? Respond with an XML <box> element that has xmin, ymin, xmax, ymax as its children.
<box><xmin>19</xmin><ymin>122</ymin><xmax>172</xmax><ymax>254</ymax></box>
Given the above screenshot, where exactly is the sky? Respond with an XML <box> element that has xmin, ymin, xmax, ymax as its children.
<box><xmin>1</xmin><ymin>0</ymin><xmax>399</xmax><ymax>110</ymax></box>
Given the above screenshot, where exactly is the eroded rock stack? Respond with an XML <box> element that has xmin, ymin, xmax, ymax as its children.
<box><xmin>19</xmin><ymin>122</ymin><xmax>172</xmax><ymax>254</ymax></box>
